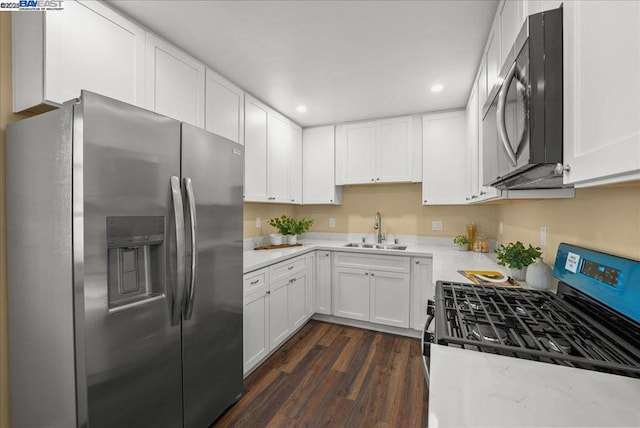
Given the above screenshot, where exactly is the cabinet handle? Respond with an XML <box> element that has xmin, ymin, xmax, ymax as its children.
<box><xmin>371</xmin><ymin>273</ymin><xmax>375</xmax><ymax>277</ymax></box>
<box><xmin>376</xmin><ymin>178</ymin><xmax>380</xmax><ymax>181</ymax></box>
<box><xmin>423</xmin><ymin>200</ymin><xmax>427</xmax><ymax>203</ymax></box>
<box><xmin>480</xmin><ymin>191</ymin><xmax>486</xmax><ymax>196</ymax></box>
<box><xmin>365</xmin><ymin>272</ymin><xmax>369</xmax><ymax>276</ymax></box>
<box><xmin>330</xmin><ymin>199</ymin><xmax>333</xmax><ymax>203</ymax></box>
<box><xmin>371</xmin><ymin>178</ymin><xmax>375</xmax><ymax>182</ymax></box>
<box><xmin>471</xmin><ymin>195</ymin><xmax>478</xmax><ymax>199</ymax></box>
<box><xmin>289</xmin><ymin>278</ymin><xmax>297</xmax><ymax>283</ymax></box>
<box><xmin>415</xmin><ymin>260</ymin><xmax>419</xmax><ymax>264</ymax></box>
<box><xmin>288</xmin><ymin>266</ymin><xmax>294</xmax><ymax>270</ymax></box>
<box><xmin>267</xmin><ymin>290</ymin><xmax>271</xmax><ymax>295</ymax></box>
<box><xmin>250</xmin><ymin>279</ymin><xmax>259</xmax><ymax>285</ymax></box>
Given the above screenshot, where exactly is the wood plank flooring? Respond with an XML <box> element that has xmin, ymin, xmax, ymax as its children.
<box><xmin>213</xmin><ymin>320</ymin><xmax>429</xmax><ymax>427</ymax></box>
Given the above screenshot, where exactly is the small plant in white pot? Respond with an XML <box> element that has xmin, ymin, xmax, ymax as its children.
<box><xmin>495</xmin><ymin>241</ymin><xmax>542</xmax><ymax>281</ymax></box>
<box><xmin>453</xmin><ymin>235</ymin><xmax>471</xmax><ymax>251</ymax></box>
<box><xmin>268</xmin><ymin>215</ymin><xmax>290</xmax><ymax>245</ymax></box>
<box><xmin>287</xmin><ymin>218</ymin><xmax>314</xmax><ymax>244</ymax></box>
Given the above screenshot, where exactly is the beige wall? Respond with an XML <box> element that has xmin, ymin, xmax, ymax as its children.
<box><xmin>497</xmin><ymin>186</ymin><xmax>640</xmax><ymax>263</ymax></box>
<box><xmin>245</xmin><ymin>183</ymin><xmax>499</xmax><ymax>240</ymax></box>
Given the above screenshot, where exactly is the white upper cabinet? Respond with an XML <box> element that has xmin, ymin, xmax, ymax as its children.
<box><xmin>376</xmin><ymin>116</ymin><xmax>413</xmax><ymax>183</ymax></box>
<box><xmin>12</xmin><ymin>0</ymin><xmax>145</xmax><ymax>112</ymax></box>
<box><xmin>302</xmin><ymin>126</ymin><xmax>342</xmax><ymax>204</ymax></box>
<box><xmin>562</xmin><ymin>1</ymin><xmax>640</xmax><ymax>187</ymax></box>
<box><xmin>422</xmin><ymin>111</ymin><xmax>468</xmax><ymax>205</ymax></box>
<box><xmin>485</xmin><ymin>19</ymin><xmax>501</xmax><ymax>97</ymax></box>
<box><xmin>205</xmin><ymin>68</ymin><xmax>244</xmax><ymax>145</ymax></box>
<box><xmin>465</xmin><ymin>82</ymin><xmax>480</xmax><ymax>202</ymax></box>
<box><xmin>336</xmin><ymin>116</ymin><xmax>414</xmax><ymax>185</ymax></box>
<box><xmin>499</xmin><ymin>0</ymin><xmax>526</xmax><ymax>66</ymax></box>
<box><xmin>244</xmin><ymin>95</ymin><xmax>302</xmax><ymax>204</ymax></box>
<box><xmin>289</xmin><ymin>124</ymin><xmax>303</xmax><ymax>204</ymax></box>
<box><xmin>337</xmin><ymin>121</ymin><xmax>377</xmax><ymax>184</ymax></box>
<box><xmin>267</xmin><ymin>112</ymin><xmax>291</xmax><ymax>203</ymax></box>
<box><xmin>244</xmin><ymin>97</ymin><xmax>269</xmax><ymax>201</ymax></box>
<box><xmin>146</xmin><ymin>33</ymin><xmax>205</xmax><ymax>127</ymax></box>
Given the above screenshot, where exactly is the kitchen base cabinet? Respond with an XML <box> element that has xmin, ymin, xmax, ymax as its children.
<box><xmin>268</xmin><ymin>278</ymin><xmax>291</xmax><ymax>351</ymax></box>
<box><xmin>333</xmin><ymin>267</ymin><xmax>371</xmax><ymax>321</ymax></box>
<box><xmin>305</xmin><ymin>253</ymin><xmax>316</xmax><ymax>318</ymax></box>
<box><xmin>332</xmin><ymin>252</ymin><xmax>411</xmax><ymax>328</ymax></box>
<box><xmin>315</xmin><ymin>251</ymin><xmax>332</xmax><ymax>315</ymax></box>
<box><xmin>370</xmin><ymin>271</ymin><xmax>410</xmax><ymax>328</ymax></box>
<box><xmin>289</xmin><ymin>271</ymin><xmax>308</xmax><ymax>330</ymax></box>
<box><xmin>243</xmin><ymin>289</ymin><xmax>269</xmax><ymax>375</ymax></box>
<box><xmin>411</xmin><ymin>258</ymin><xmax>433</xmax><ymax>331</ymax></box>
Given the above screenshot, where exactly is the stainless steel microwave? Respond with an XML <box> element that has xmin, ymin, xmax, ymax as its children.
<box><xmin>482</xmin><ymin>7</ymin><xmax>566</xmax><ymax>190</ymax></box>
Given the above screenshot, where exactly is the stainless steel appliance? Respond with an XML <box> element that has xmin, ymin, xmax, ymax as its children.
<box><xmin>482</xmin><ymin>7</ymin><xmax>565</xmax><ymax>190</ymax></box>
<box><xmin>7</xmin><ymin>91</ymin><xmax>244</xmax><ymax>427</ymax></box>
<box><xmin>422</xmin><ymin>243</ymin><xmax>640</xmax><ymax>383</ymax></box>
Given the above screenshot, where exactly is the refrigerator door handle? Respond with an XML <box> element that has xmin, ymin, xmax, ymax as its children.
<box><xmin>184</xmin><ymin>177</ymin><xmax>198</xmax><ymax>320</ymax></box>
<box><xmin>170</xmin><ymin>176</ymin><xmax>186</xmax><ymax>326</ymax></box>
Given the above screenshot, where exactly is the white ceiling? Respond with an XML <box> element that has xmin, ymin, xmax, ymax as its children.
<box><xmin>107</xmin><ymin>0</ymin><xmax>499</xmax><ymax>127</ymax></box>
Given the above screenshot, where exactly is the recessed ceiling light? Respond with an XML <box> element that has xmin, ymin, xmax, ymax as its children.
<box><xmin>296</xmin><ymin>105</ymin><xmax>307</xmax><ymax>113</ymax></box>
<box><xmin>431</xmin><ymin>84</ymin><xmax>444</xmax><ymax>93</ymax></box>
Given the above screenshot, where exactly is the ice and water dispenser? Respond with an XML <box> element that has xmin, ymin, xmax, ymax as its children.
<box><xmin>107</xmin><ymin>216</ymin><xmax>165</xmax><ymax>310</ymax></box>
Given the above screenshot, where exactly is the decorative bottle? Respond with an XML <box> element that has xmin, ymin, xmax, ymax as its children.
<box><xmin>525</xmin><ymin>257</ymin><xmax>553</xmax><ymax>290</ymax></box>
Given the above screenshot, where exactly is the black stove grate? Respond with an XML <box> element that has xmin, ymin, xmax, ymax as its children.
<box><xmin>435</xmin><ymin>281</ymin><xmax>640</xmax><ymax>378</ymax></box>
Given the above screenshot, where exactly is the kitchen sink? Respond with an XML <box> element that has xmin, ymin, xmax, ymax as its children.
<box><xmin>344</xmin><ymin>243</ymin><xmax>407</xmax><ymax>251</ymax></box>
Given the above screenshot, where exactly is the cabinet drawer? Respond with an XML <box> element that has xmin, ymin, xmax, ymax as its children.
<box><xmin>270</xmin><ymin>255</ymin><xmax>307</xmax><ymax>283</ymax></box>
<box><xmin>333</xmin><ymin>252</ymin><xmax>410</xmax><ymax>273</ymax></box>
<box><xmin>244</xmin><ymin>268</ymin><xmax>267</xmax><ymax>296</ymax></box>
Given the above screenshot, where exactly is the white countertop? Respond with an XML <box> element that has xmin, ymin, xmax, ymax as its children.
<box><xmin>428</xmin><ymin>344</ymin><xmax>640</xmax><ymax>427</ymax></box>
<box><xmin>244</xmin><ymin>238</ymin><xmax>504</xmax><ymax>280</ymax></box>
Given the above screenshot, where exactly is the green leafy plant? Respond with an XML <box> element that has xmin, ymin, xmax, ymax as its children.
<box><xmin>268</xmin><ymin>215</ymin><xmax>292</xmax><ymax>235</ymax></box>
<box><xmin>289</xmin><ymin>218</ymin><xmax>314</xmax><ymax>235</ymax></box>
<box><xmin>268</xmin><ymin>216</ymin><xmax>314</xmax><ymax>236</ymax></box>
<box><xmin>453</xmin><ymin>235</ymin><xmax>471</xmax><ymax>246</ymax></box>
<box><xmin>495</xmin><ymin>241</ymin><xmax>542</xmax><ymax>269</ymax></box>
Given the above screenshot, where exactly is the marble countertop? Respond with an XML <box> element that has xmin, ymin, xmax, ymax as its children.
<box><xmin>428</xmin><ymin>344</ymin><xmax>640</xmax><ymax>427</ymax></box>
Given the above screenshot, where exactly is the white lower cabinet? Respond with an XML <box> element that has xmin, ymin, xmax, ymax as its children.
<box><xmin>289</xmin><ymin>271</ymin><xmax>308</xmax><ymax>330</ymax></box>
<box><xmin>315</xmin><ymin>251</ymin><xmax>332</xmax><ymax>315</ymax></box>
<box><xmin>333</xmin><ymin>267</ymin><xmax>371</xmax><ymax>321</ymax></box>
<box><xmin>305</xmin><ymin>253</ymin><xmax>315</xmax><ymax>318</ymax></box>
<box><xmin>268</xmin><ymin>278</ymin><xmax>290</xmax><ymax>351</ymax></box>
<box><xmin>411</xmin><ymin>258</ymin><xmax>434</xmax><ymax>331</ymax></box>
<box><xmin>243</xmin><ymin>289</ymin><xmax>269</xmax><ymax>374</ymax></box>
<box><xmin>369</xmin><ymin>271</ymin><xmax>411</xmax><ymax>328</ymax></box>
<box><xmin>332</xmin><ymin>252</ymin><xmax>411</xmax><ymax>328</ymax></box>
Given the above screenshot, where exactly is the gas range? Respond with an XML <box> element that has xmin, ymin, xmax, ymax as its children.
<box><xmin>422</xmin><ymin>243</ymin><xmax>640</xmax><ymax>382</ymax></box>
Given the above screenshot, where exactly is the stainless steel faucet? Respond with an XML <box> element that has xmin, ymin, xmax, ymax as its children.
<box><xmin>374</xmin><ymin>211</ymin><xmax>385</xmax><ymax>244</ymax></box>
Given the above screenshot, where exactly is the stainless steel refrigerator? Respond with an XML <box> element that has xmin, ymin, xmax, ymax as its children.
<box><xmin>7</xmin><ymin>91</ymin><xmax>244</xmax><ymax>427</ymax></box>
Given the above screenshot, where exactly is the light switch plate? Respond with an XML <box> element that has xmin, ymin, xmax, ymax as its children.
<box><xmin>255</xmin><ymin>217</ymin><xmax>261</xmax><ymax>228</ymax></box>
<box><xmin>540</xmin><ymin>226</ymin><xmax>547</xmax><ymax>246</ymax></box>
<box><xmin>432</xmin><ymin>220</ymin><xmax>443</xmax><ymax>231</ymax></box>
<box><xmin>329</xmin><ymin>218</ymin><xmax>336</xmax><ymax>228</ymax></box>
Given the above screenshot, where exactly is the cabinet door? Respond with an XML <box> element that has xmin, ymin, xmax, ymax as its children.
<box><xmin>15</xmin><ymin>0</ymin><xmax>145</xmax><ymax>111</ymax></box>
<box><xmin>369</xmin><ymin>271</ymin><xmax>410</xmax><ymax>328</ymax></box>
<box><xmin>305</xmin><ymin>253</ymin><xmax>315</xmax><ymax>318</ymax></box>
<box><xmin>342</xmin><ymin>122</ymin><xmax>376</xmax><ymax>184</ymax></box>
<box><xmin>499</xmin><ymin>0</ymin><xmax>525</xmax><ymax>66</ymax></box>
<box><xmin>466</xmin><ymin>82</ymin><xmax>480</xmax><ymax>202</ymax></box>
<box><xmin>422</xmin><ymin>111</ymin><xmax>468</xmax><ymax>205</ymax></box>
<box><xmin>303</xmin><ymin>126</ymin><xmax>339</xmax><ymax>204</ymax></box>
<box><xmin>244</xmin><ymin>98</ymin><xmax>269</xmax><ymax>201</ymax></box>
<box><xmin>267</xmin><ymin>113</ymin><xmax>291</xmax><ymax>202</ymax></box>
<box><xmin>333</xmin><ymin>267</ymin><xmax>370</xmax><ymax>321</ymax></box>
<box><xmin>205</xmin><ymin>68</ymin><xmax>244</xmax><ymax>144</ymax></box>
<box><xmin>411</xmin><ymin>258</ymin><xmax>433</xmax><ymax>331</ymax></box>
<box><xmin>289</xmin><ymin>272</ymin><xmax>307</xmax><ymax>330</ymax></box>
<box><xmin>315</xmin><ymin>251</ymin><xmax>332</xmax><ymax>315</ymax></box>
<box><xmin>146</xmin><ymin>34</ymin><xmax>205</xmax><ymax>127</ymax></box>
<box><xmin>375</xmin><ymin>116</ymin><xmax>413</xmax><ymax>183</ymax></box>
<box><xmin>289</xmin><ymin>125</ymin><xmax>303</xmax><ymax>204</ymax></box>
<box><xmin>485</xmin><ymin>21</ymin><xmax>501</xmax><ymax>97</ymax></box>
<box><xmin>269</xmin><ymin>279</ymin><xmax>290</xmax><ymax>351</ymax></box>
<box><xmin>243</xmin><ymin>290</ymin><xmax>269</xmax><ymax>374</ymax></box>
<box><xmin>563</xmin><ymin>1</ymin><xmax>640</xmax><ymax>187</ymax></box>
<box><xmin>477</xmin><ymin>61</ymin><xmax>488</xmax><ymax>113</ymax></box>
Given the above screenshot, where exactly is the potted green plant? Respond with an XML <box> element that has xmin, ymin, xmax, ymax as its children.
<box><xmin>453</xmin><ymin>235</ymin><xmax>471</xmax><ymax>251</ymax></box>
<box><xmin>495</xmin><ymin>241</ymin><xmax>542</xmax><ymax>281</ymax></box>
<box><xmin>286</xmin><ymin>218</ymin><xmax>314</xmax><ymax>244</ymax></box>
<box><xmin>268</xmin><ymin>215</ymin><xmax>291</xmax><ymax>245</ymax></box>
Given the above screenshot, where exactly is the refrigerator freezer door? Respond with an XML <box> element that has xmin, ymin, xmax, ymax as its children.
<box><xmin>80</xmin><ymin>92</ymin><xmax>184</xmax><ymax>427</ymax></box>
<box><xmin>181</xmin><ymin>123</ymin><xmax>244</xmax><ymax>427</ymax></box>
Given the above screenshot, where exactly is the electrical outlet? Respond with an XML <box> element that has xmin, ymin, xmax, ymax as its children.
<box><xmin>255</xmin><ymin>217</ymin><xmax>261</xmax><ymax>228</ymax></box>
<box><xmin>540</xmin><ymin>226</ymin><xmax>547</xmax><ymax>246</ymax></box>
<box><xmin>432</xmin><ymin>220</ymin><xmax>443</xmax><ymax>231</ymax></box>
<box><xmin>499</xmin><ymin>222</ymin><xmax>503</xmax><ymax>234</ymax></box>
<box><xmin>329</xmin><ymin>218</ymin><xmax>336</xmax><ymax>228</ymax></box>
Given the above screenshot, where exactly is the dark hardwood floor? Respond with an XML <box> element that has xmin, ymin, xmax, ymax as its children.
<box><xmin>213</xmin><ymin>320</ymin><xmax>429</xmax><ymax>427</ymax></box>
